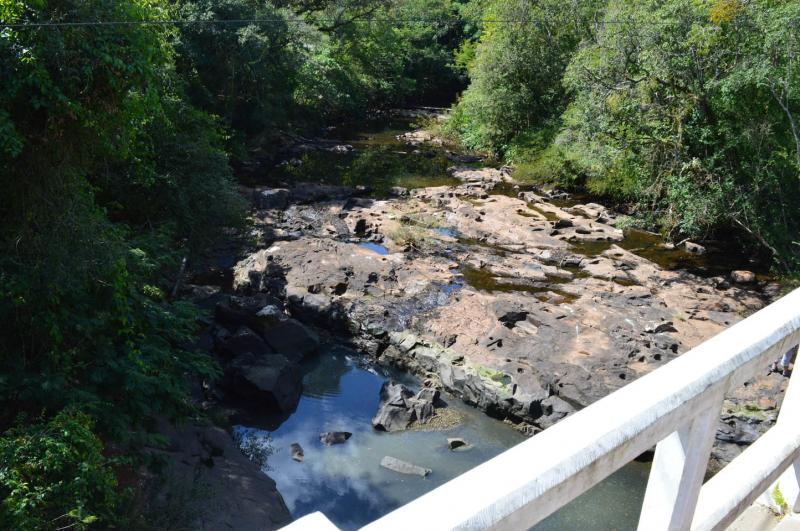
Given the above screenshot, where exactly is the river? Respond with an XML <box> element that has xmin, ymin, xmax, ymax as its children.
<box><xmin>233</xmin><ymin>110</ymin><xmax>771</xmax><ymax>529</ymax></box>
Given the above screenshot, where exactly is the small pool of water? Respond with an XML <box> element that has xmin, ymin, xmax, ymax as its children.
<box><xmin>432</xmin><ymin>226</ymin><xmax>459</xmax><ymax>238</ymax></box>
<box><xmin>460</xmin><ymin>265</ymin><xmax>578</xmax><ymax>303</ymax></box>
<box><xmin>359</xmin><ymin>242</ymin><xmax>390</xmax><ymax>255</ymax></box>
<box><xmin>234</xmin><ymin>349</ymin><xmax>649</xmax><ymax>530</ymax></box>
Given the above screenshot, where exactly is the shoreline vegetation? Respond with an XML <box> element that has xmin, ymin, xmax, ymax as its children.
<box><xmin>1</xmin><ymin>0</ymin><xmax>799</xmax><ymax>528</ymax></box>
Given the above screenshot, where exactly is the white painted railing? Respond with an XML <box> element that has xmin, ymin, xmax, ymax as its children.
<box><xmin>285</xmin><ymin>288</ymin><xmax>800</xmax><ymax>531</ymax></box>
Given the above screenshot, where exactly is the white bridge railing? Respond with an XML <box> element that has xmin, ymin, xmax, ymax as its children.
<box><xmin>286</xmin><ymin>288</ymin><xmax>800</xmax><ymax>531</ymax></box>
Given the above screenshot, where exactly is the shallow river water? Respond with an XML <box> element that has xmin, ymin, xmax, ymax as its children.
<box><xmin>236</xmin><ymin>350</ymin><xmax>650</xmax><ymax>530</ymax></box>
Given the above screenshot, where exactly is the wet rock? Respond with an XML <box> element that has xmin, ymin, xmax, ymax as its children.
<box><xmin>380</xmin><ymin>456</ymin><xmax>431</xmax><ymax>477</ymax></box>
<box><xmin>290</xmin><ymin>443</ymin><xmax>304</xmax><ymax>462</ymax></box>
<box><xmin>372</xmin><ymin>381</ymin><xmax>416</xmax><ymax>432</ymax></box>
<box><xmin>447</xmin><ymin>437</ymin><xmax>469</xmax><ymax>450</ymax></box>
<box><xmin>254</xmin><ymin>188</ymin><xmax>290</xmax><ymax>210</ymax></box>
<box><xmin>730</xmin><ymin>270</ymin><xmax>756</xmax><ymax>284</ymax></box>
<box><xmin>319</xmin><ymin>431</ymin><xmax>352</xmax><ymax>446</ymax></box>
<box><xmin>684</xmin><ymin>241</ymin><xmax>706</xmax><ymax>254</ymax></box>
<box><xmin>225</xmin><ymin>354</ymin><xmax>302</xmax><ymax>413</ymax></box>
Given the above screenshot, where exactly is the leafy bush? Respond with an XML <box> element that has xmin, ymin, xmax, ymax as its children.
<box><xmin>0</xmin><ymin>411</ymin><xmax>118</xmax><ymax>530</ymax></box>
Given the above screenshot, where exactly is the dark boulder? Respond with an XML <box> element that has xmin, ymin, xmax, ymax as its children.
<box><xmin>262</xmin><ymin>319</ymin><xmax>320</xmax><ymax>363</ymax></box>
<box><xmin>215</xmin><ymin>294</ymin><xmax>286</xmax><ymax>336</ymax></box>
<box><xmin>684</xmin><ymin>241</ymin><xmax>706</xmax><ymax>254</ymax></box>
<box><xmin>215</xmin><ymin>326</ymin><xmax>272</xmax><ymax>360</ymax></box>
<box><xmin>224</xmin><ymin>354</ymin><xmax>302</xmax><ymax>413</ymax></box>
<box><xmin>254</xmin><ymin>188</ymin><xmax>290</xmax><ymax>210</ymax></box>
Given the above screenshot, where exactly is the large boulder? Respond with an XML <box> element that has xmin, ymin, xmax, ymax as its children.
<box><xmin>262</xmin><ymin>319</ymin><xmax>320</xmax><ymax>363</ymax></box>
<box><xmin>224</xmin><ymin>354</ymin><xmax>302</xmax><ymax>413</ymax></box>
<box><xmin>215</xmin><ymin>294</ymin><xmax>286</xmax><ymax>336</ymax></box>
<box><xmin>215</xmin><ymin>326</ymin><xmax>272</xmax><ymax>360</ymax></box>
<box><xmin>254</xmin><ymin>188</ymin><xmax>290</xmax><ymax>210</ymax></box>
<box><xmin>372</xmin><ymin>382</ymin><xmax>415</xmax><ymax>432</ymax></box>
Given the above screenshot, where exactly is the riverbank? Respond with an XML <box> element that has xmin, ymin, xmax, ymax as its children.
<box><xmin>179</xmin><ymin>110</ymin><xmax>789</xmax><ymax>527</ymax></box>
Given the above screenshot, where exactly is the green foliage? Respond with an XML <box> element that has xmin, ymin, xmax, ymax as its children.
<box><xmin>446</xmin><ymin>0</ymin><xmax>602</xmax><ymax>154</ymax></box>
<box><xmin>0</xmin><ymin>411</ymin><xmax>118</xmax><ymax>531</ymax></box>
<box><xmin>449</xmin><ymin>0</ymin><xmax>800</xmax><ymax>270</ymax></box>
<box><xmin>560</xmin><ymin>0</ymin><xmax>800</xmax><ymax>268</ymax></box>
<box><xmin>0</xmin><ymin>0</ymin><xmax>483</xmax><ymax>524</ymax></box>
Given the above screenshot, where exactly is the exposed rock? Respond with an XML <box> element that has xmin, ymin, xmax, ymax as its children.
<box><xmin>372</xmin><ymin>381</ymin><xmax>416</xmax><ymax>432</ymax></box>
<box><xmin>149</xmin><ymin>420</ymin><xmax>292</xmax><ymax>530</ymax></box>
<box><xmin>239</xmin><ymin>159</ymin><xmax>770</xmax><ymax>472</ymax></box>
<box><xmin>254</xmin><ymin>188</ymin><xmax>290</xmax><ymax>210</ymax></box>
<box><xmin>684</xmin><ymin>241</ymin><xmax>707</xmax><ymax>254</ymax></box>
<box><xmin>224</xmin><ymin>354</ymin><xmax>302</xmax><ymax>413</ymax></box>
<box><xmin>215</xmin><ymin>326</ymin><xmax>272</xmax><ymax>360</ymax></box>
<box><xmin>731</xmin><ymin>270</ymin><xmax>756</xmax><ymax>284</ymax></box>
<box><xmin>372</xmin><ymin>381</ymin><xmax>444</xmax><ymax>432</ymax></box>
<box><xmin>319</xmin><ymin>431</ymin><xmax>352</xmax><ymax>446</ymax></box>
<box><xmin>380</xmin><ymin>456</ymin><xmax>431</xmax><ymax>477</ymax></box>
<box><xmin>215</xmin><ymin>294</ymin><xmax>286</xmax><ymax>334</ymax></box>
<box><xmin>554</xmin><ymin>218</ymin><xmax>574</xmax><ymax>229</ymax></box>
<box><xmin>396</xmin><ymin>129</ymin><xmax>443</xmax><ymax>147</ymax></box>
<box><xmin>290</xmin><ymin>443</ymin><xmax>304</xmax><ymax>462</ymax></box>
<box><xmin>261</xmin><ymin>318</ymin><xmax>320</xmax><ymax>363</ymax></box>
<box><xmin>447</xmin><ymin>437</ymin><xmax>469</xmax><ymax>450</ymax></box>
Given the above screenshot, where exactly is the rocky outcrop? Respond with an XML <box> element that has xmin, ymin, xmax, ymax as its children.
<box><xmin>371</xmin><ymin>381</ymin><xmax>442</xmax><ymax>431</ymax></box>
<box><xmin>224</xmin><ymin>353</ymin><xmax>302</xmax><ymax>412</ymax></box>
<box><xmin>229</xmin><ymin>158</ymin><xmax>777</xmax><ymax>472</ymax></box>
<box><xmin>207</xmin><ymin>294</ymin><xmax>320</xmax><ymax>414</ymax></box>
<box><xmin>148</xmin><ymin>420</ymin><xmax>292</xmax><ymax>530</ymax></box>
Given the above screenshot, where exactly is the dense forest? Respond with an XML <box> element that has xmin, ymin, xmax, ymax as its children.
<box><xmin>1</xmin><ymin>0</ymin><xmax>799</xmax><ymax>528</ymax></box>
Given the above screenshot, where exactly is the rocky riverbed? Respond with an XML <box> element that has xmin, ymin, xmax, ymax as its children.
<box><xmin>181</xmin><ymin>112</ymin><xmax>789</xmax><ymax>527</ymax></box>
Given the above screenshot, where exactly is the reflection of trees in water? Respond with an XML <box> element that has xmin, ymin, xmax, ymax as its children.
<box><xmin>300</xmin><ymin>346</ymin><xmax>356</xmax><ymax>399</ymax></box>
<box><xmin>232</xmin><ymin>427</ymin><xmax>275</xmax><ymax>471</ymax></box>
<box><xmin>275</xmin><ymin>145</ymin><xmax>452</xmax><ymax>194</ymax></box>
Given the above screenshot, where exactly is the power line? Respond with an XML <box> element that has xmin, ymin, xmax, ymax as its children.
<box><xmin>0</xmin><ymin>16</ymin><xmax>687</xmax><ymax>30</ymax></box>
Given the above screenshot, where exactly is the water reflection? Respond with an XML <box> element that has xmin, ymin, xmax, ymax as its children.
<box><xmin>235</xmin><ymin>349</ymin><xmax>650</xmax><ymax>530</ymax></box>
<box><xmin>265</xmin><ymin>118</ymin><xmax>461</xmax><ymax>196</ymax></box>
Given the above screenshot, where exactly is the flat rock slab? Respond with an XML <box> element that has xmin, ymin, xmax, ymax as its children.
<box><xmin>380</xmin><ymin>456</ymin><xmax>431</xmax><ymax>477</ymax></box>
